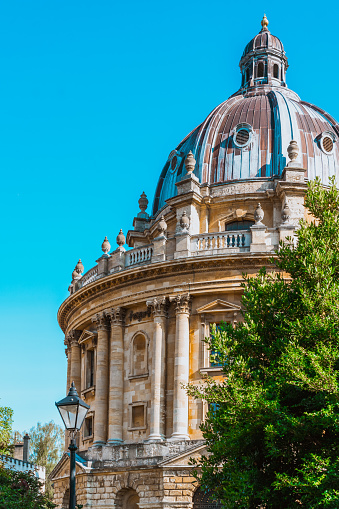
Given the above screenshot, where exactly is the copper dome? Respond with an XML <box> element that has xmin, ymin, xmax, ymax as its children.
<box><xmin>152</xmin><ymin>18</ymin><xmax>339</xmax><ymax>216</ymax></box>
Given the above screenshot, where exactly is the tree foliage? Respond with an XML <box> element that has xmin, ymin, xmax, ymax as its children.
<box><xmin>187</xmin><ymin>177</ymin><xmax>339</xmax><ymax>508</ymax></box>
<box><xmin>0</xmin><ymin>464</ymin><xmax>55</xmax><ymax>509</ymax></box>
<box><xmin>0</xmin><ymin>405</ymin><xmax>13</xmax><ymax>455</ymax></box>
<box><xmin>27</xmin><ymin>421</ymin><xmax>64</xmax><ymax>500</ymax></box>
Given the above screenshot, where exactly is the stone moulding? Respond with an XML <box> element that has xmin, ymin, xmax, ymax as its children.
<box><xmin>58</xmin><ymin>253</ymin><xmax>275</xmax><ymax>332</ymax></box>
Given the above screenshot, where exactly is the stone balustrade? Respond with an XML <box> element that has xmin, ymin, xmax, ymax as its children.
<box><xmin>73</xmin><ymin>228</ymin><xmax>280</xmax><ymax>294</ymax></box>
<box><xmin>191</xmin><ymin>231</ymin><xmax>251</xmax><ymax>255</ymax></box>
<box><xmin>79</xmin><ymin>266</ymin><xmax>99</xmax><ymax>288</ymax></box>
<box><xmin>125</xmin><ymin>245</ymin><xmax>153</xmax><ymax>267</ymax></box>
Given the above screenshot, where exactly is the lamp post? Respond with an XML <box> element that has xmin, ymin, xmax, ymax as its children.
<box><xmin>56</xmin><ymin>382</ymin><xmax>90</xmax><ymax>509</ymax></box>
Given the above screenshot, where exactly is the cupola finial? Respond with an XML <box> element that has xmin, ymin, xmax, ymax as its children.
<box><xmin>261</xmin><ymin>14</ymin><xmax>269</xmax><ymax>31</ymax></box>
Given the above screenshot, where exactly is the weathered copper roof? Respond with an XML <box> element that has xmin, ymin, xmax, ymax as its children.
<box><xmin>241</xmin><ymin>31</ymin><xmax>284</xmax><ymax>60</ymax></box>
<box><xmin>152</xmin><ymin>22</ymin><xmax>339</xmax><ymax>215</ymax></box>
<box><xmin>152</xmin><ymin>88</ymin><xmax>339</xmax><ymax>215</ymax></box>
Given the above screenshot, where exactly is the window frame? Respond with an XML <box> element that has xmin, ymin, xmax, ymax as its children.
<box><xmin>128</xmin><ymin>331</ymin><xmax>149</xmax><ymax>380</ymax></box>
<box><xmin>128</xmin><ymin>401</ymin><xmax>147</xmax><ymax>431</ymax></box>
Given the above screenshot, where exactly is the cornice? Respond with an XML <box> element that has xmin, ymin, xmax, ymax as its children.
<box><xmin>58</xmin><ymin>253</ymin><xmax>275</xmax><ymax>333</ymax></box>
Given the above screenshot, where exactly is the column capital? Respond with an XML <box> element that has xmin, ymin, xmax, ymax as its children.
<box><xmin>92</xmin><ymin>312</ymin><xmax>109</xmax><ymax>331</ymax></box>
<box><xmin>170</xmin><ymin>293</ymin><xmax>191</xmax><ymax>314</ymax></box>
<box><xmin>106</xmin><ymin>307</ymin><xmax>126</xmax><ymax>325</ymax></box>
<box><xmin>65</xmin><ymin>330</ymin><xmax>81</xmax><ymax>347</ymax></box>
<box><xmin>146</xmin><ymin>296</ymin><xmax>169</xmax><ymax>318</ymax></box>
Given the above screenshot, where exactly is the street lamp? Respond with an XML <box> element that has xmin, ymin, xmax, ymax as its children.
<box><xmin>56</xmin><ymin>382</ymin><xmax>90</xmax><ymax>509</ymax></box>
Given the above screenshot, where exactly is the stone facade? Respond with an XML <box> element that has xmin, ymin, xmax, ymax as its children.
<box><xmin>51</xmin><ymin>17</ymin><xmax>339</xmax><ymax>509</ymax></box>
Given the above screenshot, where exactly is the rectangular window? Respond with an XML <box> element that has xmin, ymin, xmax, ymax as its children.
<box><xmin>83</xmin><ymin>416</ymin><xmax>93</xmax><ymax>438</ymax></box>
<box><xmin>209</xmin><ymin>323</ymin><xmax>223</xmax><ymax>367</ymax></box>
<box><xmin>86</xmin><ymin>350</ymin><xmax>95</xmax><ymax>389</ymax></box>
<box><xmin>128</xmin><ymin>402</ymin><xmax>147</xmax><ymax>430</ymax></box>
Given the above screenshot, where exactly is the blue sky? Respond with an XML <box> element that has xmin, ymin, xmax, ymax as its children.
<box><xmin>1</xmin><ymin>0</ymin><xmax>339</xmax><ymax>432</ymax></box>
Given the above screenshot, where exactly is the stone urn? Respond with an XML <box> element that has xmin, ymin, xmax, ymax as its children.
<box><xmin>254</xmin><ymin>203</ymin><xmax>264</xmax><ymax>225</ymax></box>
<box><xmin>138</xmin><ymin>192</ymin><xmax>148</xmax><ymax>213</ymax></box>
<box><xmin>185</xmin><ymin>151</ymin><xmax>196</xmax><ymax>175</ymax></box>
<box><xmin>75</xmin><ymin>259</ymin><xmax>84</xmax><ymax>274</ymax></box>
<box><xmin>158</xmin><ymin>215</ymin><xmax>167</xmax><ymax>236</ymax></box>
<box><xmin>281</xmin><ymin>203</ymin><xmax>291</xmax><ymax>224</ymax></box>
<box><xmin>116</xmin><ymin>229</ymin><xmax>126</xmax><ymax>247</ymax></box>
<box><xmin>180</xmin><ymin>211</ymin><xmax>190</xmax><ymax>231</ymax></box>
<box><xmin>101</xmin><ymin>236</ymin><xmax>111</xmax><ymax>254</ymax></box>
<box><xmin>287</xmin><ymin>140</ymin><xmax>299</xmax><ymax>163</ymax></box>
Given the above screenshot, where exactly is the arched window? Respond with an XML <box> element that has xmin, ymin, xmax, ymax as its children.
<box><xmin>273</xmin><ymin>63</ymin><xmax>279</xmax><ymax>79</ymax></box>
<box><xmin>193</xmin><ymin>487</ymin><xmax>222</xmax><ymax>509</ymax></box>
<box><xmin>130</xmin><ymin>333</ymin><xmax>148</xmax><ymax>377</ymax></box>
<box><xmin>225</xmin><ymin>220</ymin><xmax>254</xmax><ymax>231</ymax></box>
<box><xmin>257</xmin><ymin>62</ymin><xmax>264</xmax><ymax>78</ymax></box>
<box><xmin>246</xmin><ymin>67</ymin><xmax>251</xmax><ymax>83</ymax></box>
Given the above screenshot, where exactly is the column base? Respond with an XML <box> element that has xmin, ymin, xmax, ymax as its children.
<box><xmin>107</xmin><ymin>438</ymin><xmax>123</xmax><ymax>445</ymax></box>
<box><xmin>92</xmin><ymin>440</ymin><xmax>106</xmax><ymax>447</ymax></box>
<box><xmin>168</xmin><ymin>433</ymin><xmax>190</xmax><ymax>441</ymax></box>
<box><xmin>145</xmin><ymin>433</ymin><xmax>164</xmax><ymax>442</ymax></box>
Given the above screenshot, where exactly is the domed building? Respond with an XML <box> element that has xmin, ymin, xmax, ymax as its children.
<box><xmin>51</xmin><ymin>16</ymin><xmax>339</xmax><ymax>509</ymax></box>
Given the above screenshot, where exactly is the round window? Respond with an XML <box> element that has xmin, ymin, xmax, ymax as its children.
<box><xmin>322</xmin><ymin>136</ymin><xmax>333</xmax><ymax>153</ymax></box>
<box><xmin>233</xmin><ymin>123</ymin><xmax>252</xmax><ymax>148</ymax></box>
<box><xmin>235</xmin><ymin>129</ymin><xmax>250</xmax><ymax>146</ymax></box>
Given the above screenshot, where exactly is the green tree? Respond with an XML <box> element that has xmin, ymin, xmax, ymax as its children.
<box><xmin>27</xmin><ymin>421</ymin><xmax>64</xmax><ymax>500</ymax></box>
<box><xmin>0</xmin><ymin>464</ymin><xmax>55</xmax><ymax>509</ymax></box>
<box><xmin>0</xmin><ymin>406</ymin><xmax>13</xmax><ymax>455</ymax></box>
<box><xmin>187</xmin><ymin>177</ymin><xmax>339</xmax><ymax>508</ymax></box>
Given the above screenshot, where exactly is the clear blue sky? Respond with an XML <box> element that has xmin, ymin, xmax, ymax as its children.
<box><xmin>1</xmin><ymin>0</ymin><xmax>338</xmax><ymax>433</ymax></box>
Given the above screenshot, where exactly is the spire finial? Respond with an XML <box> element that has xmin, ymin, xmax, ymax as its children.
<box><xmin>261</xmin><ymin>14</ymin><xmax>269</xmax><ymax>31</ymax></box>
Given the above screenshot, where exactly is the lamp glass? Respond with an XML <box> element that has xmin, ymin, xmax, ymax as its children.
<box><xmin>57</xmin><ymin>404</ymin><xmax>79</xmax><ymax>430</ymax></box>
<box><xmin>76</xmin><ymin>404</ymin><xmax>89</xmax><ymax>430</ymax></box>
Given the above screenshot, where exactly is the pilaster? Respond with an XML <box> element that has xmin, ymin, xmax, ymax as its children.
<box><xmin>169</xmin><ymin>294</ymin><xmax>191</xmax><ymax>440</ymax></box>
<box><xmin>67</xmin><ymin>330</ymin><xmax>81</xmax><ymax>393</ymax></box>
<box><xmin>91</xmin><ymin>312</ymin><xmax>110</xmax><ymax>446</ymax></box>
<box><xmin>146</xmin><ymin>297</ymin><xmax>168</xmax><ymax>441</ymax></box>
<box><xmin>106</xmin><ymin>307</ymin><xmax>126</xmax><ymax>444</ymax></box>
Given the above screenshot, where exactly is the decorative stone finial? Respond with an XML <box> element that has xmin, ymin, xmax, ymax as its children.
<box><xmin>287</xmin><ymin>140</ymin><xmax>299</xmax><ymax>163</ymax></box>
<box><xmin>72</xmin><ymin>259</ymin><xmax>84</xmax><ymax>281</ymax></box>
<box><xmin>254</xmin><ymin>203</ymin><xmax>264</xmax><ymax>225</ymax></box>
<box><xmin>185</xmin><ymin>151</ymin><xmax>196</xmax><ymax>175</ymax></box>
<box><xmin>116</xmin><ymin>229</ymin><xmax>126</xmax><ymax>247</ymax></box>
<box><xmin>138</xmin><ymin>192</ymin><xmax>148</xmax><ymax>213</ymax></box>
<box><xmin>180</xmin><ymin>211</ymin><xmax>190</xmax><ymax>232</ymax></box>
<box><xmin>75</xmin><ymin>259</ymin><xmax>84</xmax><ymax>274</ymax></box>
<box><xmin>158</xmin><ymin>215</ymin><xmax>167</xmax><ymax>236</ymax></box>
<box><xmin>101</xmin><ymin>236</ymin><xmax>111</xmax><ymax>254</ymax></box>
<box><xmin>281</xmin><ymin>203</ymin><xmax>291</xmax><ymax>224</ymax></box>
<box><xmin>261</xmin><ymin>14</ymin><xmax>269</xmax><ymax>31</ymax></box>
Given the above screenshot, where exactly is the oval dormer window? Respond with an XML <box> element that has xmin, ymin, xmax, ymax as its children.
<box><xmin>233</xmin><ymin>123</ymin><xmax>252</xmax><ymax>148</ymax></box>
<box><xmin>318</xmin><ymin>132</ymin><xmax>336</xmax><ymax>154</ymax></box>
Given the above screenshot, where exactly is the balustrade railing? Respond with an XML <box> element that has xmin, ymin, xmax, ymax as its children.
<box><xmin>192</xmin><ymin>230</ymin><xmax>251</xmax><ymax>253</ymax></box>
<box><xmin>125</xmin><ymin>245</ymin><xmax>153</xmax><ymax>267</ymax></box>
<box><xmin>80</xmin><ymin>266</ymin><xmax>99</xmax><ymax>287</ymax></box>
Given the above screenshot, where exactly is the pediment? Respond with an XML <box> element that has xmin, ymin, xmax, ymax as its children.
<box><xmin>79</xmin><ymin>329</ymin><xmax>95</xmax><ymax>344</ymax></box>
<box><xmin>49</xmin><ymin>452</ymin><xmax>90</xmax><ymax>481</ymax></box>
<box><xmin>159</xmin><ymin>443</ymin><xmax>208</xmax><ymax>467</ymax></box>
<box><xmin>196</xmin><ymin>299</ymin><xmax>241</xmax><ymax>314</ymax></box>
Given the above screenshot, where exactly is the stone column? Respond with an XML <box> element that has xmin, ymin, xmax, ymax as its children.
<box><xmin>64</xmin><ymin>336</ymin><xmax>72</xmax><ymax>393</ymax></box>
<box><xmin>170</xmin><ymin>294</ymin><xmax>191</xmax><ymax>440</ymax></box>
<box><xmin>64</xmin><ymin>335</ymin><xmax>72</xmax><ymax>450</ymax></box>
<box><xmin>68</xmin><ymin>330</ymin><xmax>81</xmax><ymax>393</ymax></box>
<box><xmin>92</xmin><ymin>312</ymin><xmax>110</xmax><ymax>446</ymax></box>
<box><xmin>106</xmin><ymin>307</ymin><xmax>126</xmax><ymax>444</ymax></box>
<box><xmin>147</xmin><ymin>297</ymin><xmax>168</xmax><ymax>441</ymax></box>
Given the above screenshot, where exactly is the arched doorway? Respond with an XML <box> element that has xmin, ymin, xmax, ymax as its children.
<box><xmin>193</xmin><ymin>487</ymin><xmax>222</xmax><ymax>509</ymax></box>
<box><xmin>115</xmin><ymin>488</ymin><xmax>140</xmax><ymax>509</ymax></box>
